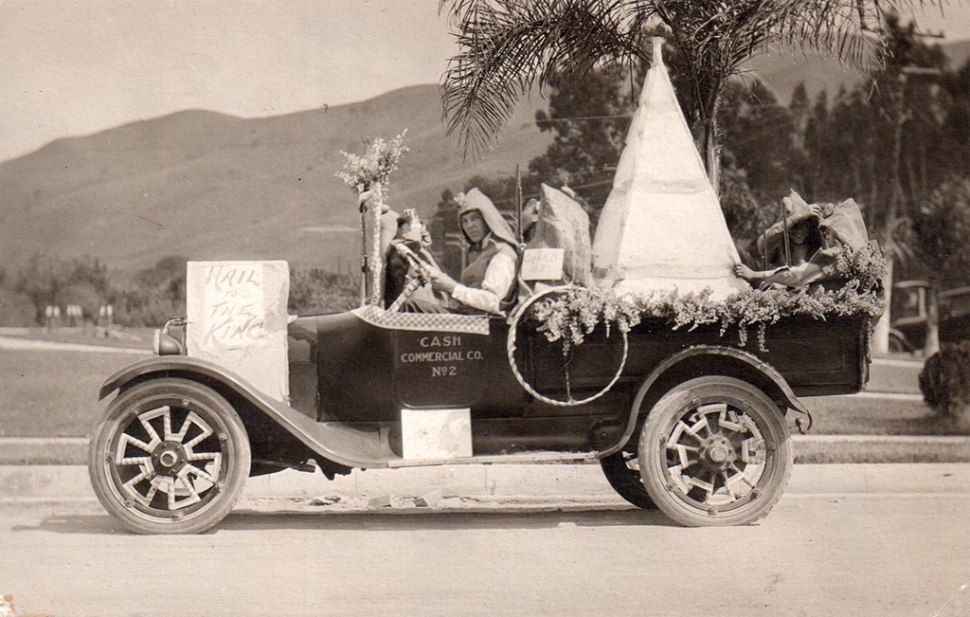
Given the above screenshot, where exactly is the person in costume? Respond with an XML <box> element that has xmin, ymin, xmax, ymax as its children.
<box><xmin>757</xmin><ymin>191</ymin><xmax>825</xmax><ymax>271</ymax></box>
<box><xmin>419</xmin><ymin>188</ymin><xmax>518</xmax><ymax>314</ymax></box>
<box><xmin>734</xmin><ymin>195</ymin><xmax>869</xmax><ymax>290</ymax></box>
<box><xmin>383</xmin><ymin>209</ymin><xmax>441</xmax><ymax>309</ymax></box>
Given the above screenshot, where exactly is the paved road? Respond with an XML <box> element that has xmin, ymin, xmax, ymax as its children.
<box><xmin>2</xmin><ymin>465</ymin><xmax>969</xmax><ymax>617</ymax></box>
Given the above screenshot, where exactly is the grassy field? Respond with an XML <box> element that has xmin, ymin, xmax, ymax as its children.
<box><xmin>0</xmin><ymin>330</ymin><xmax>963</xmax><ymax>439</ymax></box>
<box><xmin>0</xmin><ymin>325</ymin><xmax>154</xmax><ymax>349</ymax></box>
<box><xmin>0</xmin><ymin>347</ymin><xmax>149</xmax><ymax>437</ymax></box>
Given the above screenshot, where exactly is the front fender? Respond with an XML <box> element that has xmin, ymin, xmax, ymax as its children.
<box><xmin>100</xmin><ymin>356</ymin><xmax>263</xmax><ymax>401</ymax></box>
<box><xmin>98</xmin><ymin>356</ymin><xmax>371</xmax><ymax>469</ymax></box>
<box><xmin>602</xmin><ymin>345</ymin><xmax>808</xmax><ymax>458</ymax></box>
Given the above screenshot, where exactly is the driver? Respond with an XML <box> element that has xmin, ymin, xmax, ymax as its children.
<box><xmin>411</xmin><ymin>188</ymin><xmax>518</xmax><ymax>314</ymax></box>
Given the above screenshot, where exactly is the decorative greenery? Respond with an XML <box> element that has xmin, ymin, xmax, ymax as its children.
<box><xmin>336</xmin><ymin>130</ymin><xmax>409</xmax><ymax>202</ymax></box>
<box><xmin>528</xmin><ymin>244</ymin><xmax>886</xmax><ymax>354</ymax></box>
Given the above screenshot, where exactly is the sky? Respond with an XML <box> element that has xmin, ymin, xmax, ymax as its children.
<box><xmin>2</xmin><ymin>0</ymin><xmax>970</xmax><ymax>164</ymax></box>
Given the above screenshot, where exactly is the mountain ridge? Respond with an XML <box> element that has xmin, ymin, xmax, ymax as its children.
<box><xmin>0</xmin><ymin>85</ymin><xmax>551</xmax><ymax>272</ymax></box>
<box><xmin>4</xmin><ymin>41</ymin><xmax>970</xmax><ymax>274</ymax></box>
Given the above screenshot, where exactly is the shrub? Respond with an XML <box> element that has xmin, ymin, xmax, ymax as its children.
<box><xmin>919</xmin><ymin>341</ymin><xmax>970</xmax><ymax>420</ymax></box>
<box><xmin>288</xmin><ymin>268</ymin><xmax>360</xmax><ymax>315</ymax></box>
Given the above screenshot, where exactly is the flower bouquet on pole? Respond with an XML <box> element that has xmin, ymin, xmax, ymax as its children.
<box><xmin>336</xmin><ymin>130</ymin><xmax>409</xmax><ymax>306</ymax></box>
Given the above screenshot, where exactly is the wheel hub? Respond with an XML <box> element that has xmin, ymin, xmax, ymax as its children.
<box><xmin>151</xmin><ymin>442</ymin><xmax>187</xmax><ymax>476</ymax></box>
<box><xmin>698</xmin><ymin>435</ymin><xmax>736</xmax><ymax>472</ymax></box>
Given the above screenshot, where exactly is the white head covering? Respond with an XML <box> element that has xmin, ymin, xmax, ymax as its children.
<box><xmin>457</xmin><ymin>188</ymin><xmax>517</xmax><ymax>247</ymax></box>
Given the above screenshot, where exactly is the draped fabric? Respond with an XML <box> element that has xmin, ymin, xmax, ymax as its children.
<box><xmin>526</xmin><ymin>184</ymin><xmax>593</xmax><ymax>287</ymax></box>
<box><xmin>591</xmin><ymin>37</ymin><xmax>747</xmax><ymax>299</ymax></box>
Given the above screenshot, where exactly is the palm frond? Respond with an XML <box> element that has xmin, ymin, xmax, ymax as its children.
<box><xmin>441</xmin><ymin>0</ymin><xmax>645</xmax><ymax>158</ymax></box>
<box><xmin>439</xmin><ymin>0</ymin><xmax>946</xmax><ymax>159</ymax></box>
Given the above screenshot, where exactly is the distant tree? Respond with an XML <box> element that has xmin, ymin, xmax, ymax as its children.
<box><xmin>528</xmin><ymin>66</ymin><xmax>633</xmax><ymax>213</ymax></box>
<box><xmin>718</xmin><ymin>79</ymin><xmax>801</xmax><ymax>203</ymax></box>
<box><xmin>429</xmin><ymin>188</ymin><xmax>463</xmax><ymax>275</ymax></box>
<box><xmin>718</xmin><ymin>151</ymin><xmax>767</xmax><ymax>263</ymax></box>
<box><xmin>16</xmin><ymin>254</ymin><xmax>64</xmax><ymax>322</ymax></box>
<box><xmin>910</xmin><ymin>177</ymin><xmax>970</xmax><ymax>355</ymax></box>
<box><xmin>135</xmin><ymin>256</ymin><xmax>188</xmax><ymax>304</ymax></box>
<box><xmin>14</xmin><ymin>254</ymin><xmax>110</xmax><ymax>324</ymax></box>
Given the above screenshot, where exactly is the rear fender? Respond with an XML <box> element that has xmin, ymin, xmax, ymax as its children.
<box><xmin>603</xmin><ymin>345</ymin><xmax>808</xmax><ymax>457</ymax></box>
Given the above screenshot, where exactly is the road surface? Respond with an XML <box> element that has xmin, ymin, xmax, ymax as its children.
<box><xmin>1</xmin><ymin>469</ymin><xmax>969</xmax><ymax>617</ymax></box>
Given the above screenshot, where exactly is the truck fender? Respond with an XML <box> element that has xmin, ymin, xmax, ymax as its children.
<box><xmin>603</xmin><ymin>345</ymin><xmax>810</xmax><ymax>457</ymax></box>
<box><xmin>100</xmin><ymin>356</ymin><xmax>265</xmax><ymax>402</ymax></box>
<box><xmin>98</xmin><ymin>356</ymin><xmax>364</xmax><ymax>469</ymax></box>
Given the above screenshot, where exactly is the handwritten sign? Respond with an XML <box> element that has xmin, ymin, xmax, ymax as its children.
<box><xmin>186</xmin><ymin>261</ymin><xmax>290</xmax><ymax>402</ymax></box>
<box><xmin>520</xmin><ymin>248</ymin><xmax>565</xmax><ymax>281</ymax></box>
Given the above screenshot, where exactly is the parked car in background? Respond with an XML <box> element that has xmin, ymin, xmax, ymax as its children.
<box><xmin>891</xmin><ymin>280</ymin><xmax>970</xmax><ymax>352</ymax></box>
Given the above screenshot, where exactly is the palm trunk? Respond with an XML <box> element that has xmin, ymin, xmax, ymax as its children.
<box><xmin>359</xmin><ymin>193</ymin><xmax>368</xmax><ymax>307</ymax></box>
<box><xmin>873</xmin><ymin>91</ymin><xmax>908</xmax><ymax>356</ymax></box>
<box><xmin>704</xmin><ymin>128</ymin><xmax>720</xmax><ymax>193</ymax></box>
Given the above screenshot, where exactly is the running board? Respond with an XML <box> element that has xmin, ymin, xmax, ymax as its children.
<box><xmin>387</xmin><ymin>451</ymin><xmax>601</xmax><ymax>468</ymax></box>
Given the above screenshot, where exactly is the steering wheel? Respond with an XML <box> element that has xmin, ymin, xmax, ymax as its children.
<box><xmin>385</xmin><ymin>242</ymin><xmax>431</xmax><ymax>312</ymax></box>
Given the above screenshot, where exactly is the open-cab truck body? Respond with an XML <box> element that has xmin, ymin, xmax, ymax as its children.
<box><xmin>90</xmin><ymin>296</ymin><xmax>869</xmax><ymax>534</ymax></box>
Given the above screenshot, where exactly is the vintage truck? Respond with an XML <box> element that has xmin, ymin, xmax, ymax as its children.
<box><xmin>88</xmin><ymin>281</ymin><xmax>870</xmax><ymax>534</ymax></box>
<box><xmin>87</xmin><ymin>38</ymin><xmax>877</xmax><ymax>534</ymax></box>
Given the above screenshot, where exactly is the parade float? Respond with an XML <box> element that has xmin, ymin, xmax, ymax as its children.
<box><xmin>87</xmin><ymin>38</ymin><xmax>883</xmax><ymax>533</ymax></box>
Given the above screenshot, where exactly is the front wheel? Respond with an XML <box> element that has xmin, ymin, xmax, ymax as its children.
<box><xmin>638</xmin><ymin>376</ymin><xmax>792</xmax><ymax>527</ymax></box>
<box><xmin>88</xmin><ymin>378</ymin><xmax>251</xmax><ymax>534</ymax></box>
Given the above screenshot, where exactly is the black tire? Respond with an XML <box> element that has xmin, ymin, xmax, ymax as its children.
<box><xmin>599</xmin><ymin>450</ymin><xmax>657</xmax><ymax>509</ymax></box>
<box><xmin>88</xmin><ymin>378</ymin><xmax>251</xmax><ymax>534</ymax></box>
<box><xmin>638</xmin><ymin>376</ymin><xmax>793</xmax><ymax>527</ymax></box>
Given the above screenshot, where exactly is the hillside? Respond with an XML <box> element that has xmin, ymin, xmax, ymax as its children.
<box><xmin>4</xmin><ymin>39</ymin><xmax>970</xmax><ymax>275</ymax></box>
<box><xmin>0</xmin><ymin>85</ymin><xmax>551</xmax><ymax>272</ymax></box>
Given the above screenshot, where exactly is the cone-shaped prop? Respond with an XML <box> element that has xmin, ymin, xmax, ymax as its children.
<box><xmin>592</xmin><ymin>37</ymin><xmax>747</xmax><ymax>298</ymax></box>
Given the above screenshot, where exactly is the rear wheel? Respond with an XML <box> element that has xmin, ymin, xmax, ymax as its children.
<box><xmin>638</xmin><ymin>376</ymin><xmax>792</xmax><ymax>527</ymax></box>
<box><xmin>599</xmin><ymin>450</ymin><xmax>656</xmax><ymax>510</ymax></box>
<box><xmin>88</xmin><ymin>378</ymin><xmax>251</xmax><ymax>534</ymax></box>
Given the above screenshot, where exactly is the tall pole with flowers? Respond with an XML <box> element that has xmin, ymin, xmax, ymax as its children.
<box><xmin>336</xmin><ymin>131</ymin><xmax>409</xmax><ymax>307</ymax></box>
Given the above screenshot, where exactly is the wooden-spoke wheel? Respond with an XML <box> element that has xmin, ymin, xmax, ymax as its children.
<box><xmin>88</xmin><ymin>378</ymin><xmax>251</xmax><ymax>534</ymax></box>
<box><xmin>638</xmin><ymin>376</ymin><xmax>792</xmax><ymax>527</ymax></box>
<box><xmin>600</xmin><ymin>450</ymin><xmax>657</xmax><ymax>510</ymax></box>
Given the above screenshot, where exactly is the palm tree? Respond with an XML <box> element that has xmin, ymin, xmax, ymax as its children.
<box><xmin>439</xmin><ymin>0</ymin><xmax>944</xmax><ymax>184</ymax></box>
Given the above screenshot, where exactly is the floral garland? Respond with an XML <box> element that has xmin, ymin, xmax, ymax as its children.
<box><xmin>527</xmin><ymin>243</ymin><xmax>887</xmax><ymax>354</ymax></box>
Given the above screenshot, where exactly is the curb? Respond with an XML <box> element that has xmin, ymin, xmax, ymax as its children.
<box><xmin>4</xmin><ymin>463</ymin><xmax>970</xmax><ymax>506</ymax></box>
<box><xmin>2</xmin><ymin>435</ymin><xmax>970</xmax><ymax>466</ymax></box>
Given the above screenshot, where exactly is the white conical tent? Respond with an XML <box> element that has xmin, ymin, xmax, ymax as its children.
<box><xmin>592</xmin><ymin>37</ymin><xmax>748</xmax><ymax>299</ymax></box>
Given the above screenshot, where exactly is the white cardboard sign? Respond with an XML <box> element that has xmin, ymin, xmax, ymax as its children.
<box><xmin>186</xmin><ymin>261</ymin><xmax>290</xmax><ymax>403</ymax></box>
<box><xmin>520</xmin><ymin>248</ymin><xmax>565</xmax><ymax>281</ymax></box>
<box><xmin>400</xmin><ymin>408</ymin><xmax>472</xmax><ymax>460</ymax></box>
